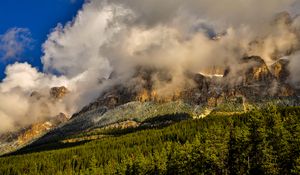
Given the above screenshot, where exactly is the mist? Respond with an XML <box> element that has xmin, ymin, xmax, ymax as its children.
<box><xmin>0</xmin><ymin>0</ymin><xmax>300</xmax><ymax>133</ymax></box>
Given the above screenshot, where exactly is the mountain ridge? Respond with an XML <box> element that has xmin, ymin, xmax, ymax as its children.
<box><xmin>1</xmin><ymin>55</ymin><xmax>300</xmax><ymax>156</ymax></box>
<box><xmin>11</xmin><ymin>55</ymin><xmax>299</xmax><ymax>151</ymax></box>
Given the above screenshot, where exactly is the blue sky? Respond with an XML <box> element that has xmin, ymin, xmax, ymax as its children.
<box><xmin>0</xmin><ymin>0</ymin><xmax>84</xmax><ymax>80</ymax></box>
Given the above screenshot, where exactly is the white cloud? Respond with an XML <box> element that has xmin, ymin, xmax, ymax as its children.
<box><xmin>41</xmin><ymin>4</ymin><xmax>119</xmax><ymax>78</ymax></box>
<box><xmin>0</xmin><ymin>28</ymin><xmax>33</xmax><ymax>61</ymax></box>
<box><xmin>0</xmin><ymin>0</ymin><xmax>300</xmax><ymax>133</ymax></box>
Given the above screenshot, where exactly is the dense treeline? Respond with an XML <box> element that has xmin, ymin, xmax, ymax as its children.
<box><xmin>1</xmin><ymin>106</ymin><xmax>300</xmax><ymax>174</ymax></box>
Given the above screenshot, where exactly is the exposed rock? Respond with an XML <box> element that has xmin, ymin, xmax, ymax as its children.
<box><xmin>0</xmin><ymin>86</ymin><xmax>70</xmax><ymax>155</ymax></box>
<box><xmin>270</xmin><ymin>58</ymin><xmax>290</xmax><ymax>83</ymax></box>
<box><xmin>72</xmin><ymin>56</ymin><xmax>298</xmax><ymax>117</ymax></box>
<box><xmin>50</xmin><ymin>86</ymin><xmax>69</xmax><ymax>99</ymax></box>
<box><xmin>103</xmin><ymin>120</ymin><xmax>139</xmax><ymax>130</ymax></box>
<box><xmin>0</xmin><ymin>113</ymin><xmax>68</xmax><ymax>155</ymax></box>
<box><xmin>240</xmin><ymin>56</ymin><xmax>274</xmax><ymax>84</ymax></box>
<box><xmin>11</xmin><ymin>56</ymin><xmax>300</xmax><ymax>153</ymax></box>
<box><xmin>17</xmin><ymin>113</ymin><xmax>68</xmax><ymax>145</ymax></box>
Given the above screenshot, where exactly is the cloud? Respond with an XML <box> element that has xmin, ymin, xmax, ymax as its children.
<box><xmin>0</xmin><ymin>0</ymin><xmax>300</xmax><ymax>133</ymax></box>
<box><xmin>0</xmin><ymin>62</ymin><xmax>74</xmax><ymax>132</ymax></box>
<box><xmin>0</xmin><ymin>28</ymin><xmax>33</xmax><ymax>61</ymax></box>
<box><xmin>288</xmin><ymin>51</ymin><xmax>300</xmax><ymax>87</ymax></box>
<box><xmin>42</xmin><ymin>0</ymin><xmax>300</xmax><ymax>95</ymax></box>
<box><xmin>42</xmin><ymin>0</ymin><xmax>299</xmax><ymax>77</ymax></box>
<box><xmin>0</xmin><ymin>62</ymin><xmax>70</xmax><ymax>93</ymax></box>
<box><xmin>0</xmin><ymin>61</ymin><xmax>108</xmax><ymax>133</ymax></box>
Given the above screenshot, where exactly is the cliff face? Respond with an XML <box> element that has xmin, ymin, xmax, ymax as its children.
<box><xmin>23</xmin><ymin>56</ymin><xmax>300</xmax><ymax>148</ymax></box>
<box><xmin>17</xmin><ymin>113</ymin><xmax>68</xmax><ymax>145</ymax></box>
<box><xmin>0</xmin><ymin>87</ymin><xmax>69</xmax><ymax>155</ymax></box>
<box><xmin>70</xmin><ymin>56</ymin><xmax>299</xmax><ymax>122</ymax></box>
<box><xmin>50</xmin><ymin>86</ymin><xmax>69</xmax><ymax>100</ymax></box>
<box><xmin>0</xmin><ymin>113</ymin><xmax>68</xmax><ymax>155</ymax></box>
<box><xmin>270</xmin><ymin>58</ymin><xmax>290</xmax><ymax>83</ymax></box>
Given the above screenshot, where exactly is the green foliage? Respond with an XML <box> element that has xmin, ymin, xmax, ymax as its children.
<box><xmin>1</xmin><ymin>107</ymin><xmax>300</xmax><ymax>174</ymax></box>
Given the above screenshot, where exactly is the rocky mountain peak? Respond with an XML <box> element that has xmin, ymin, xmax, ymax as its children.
<box><xmin>50</xmin><ymin>86</ymin><xmax>69</xmax><ymax>99</ymax></box>
<box><xmin>17</xmin><ymin>113</ymin><xmax>68</xmax><ymax>145</ymax></box>
<box><xmin>270</xmin><ymin>58</ymin><xmax>290</xmax><ymax>83</ymax></box>
<box><xmin>0</xmin><ymin>113</ymin><xmax>69</xmax><ymax>155</ymax></box>
<box><xmin>0</xmin><ymin>86</ymin><xmax>70</xmax><ymax>155</ymax></box>
<box><xmin>74</xmin><ymin>56</ymin><xmax>298</xmax><ymax>115</ymax></box>
<box><xmin>242</xmin><ymin>56</ymin><xmax>274</xmax><ymax>84</ymax></box>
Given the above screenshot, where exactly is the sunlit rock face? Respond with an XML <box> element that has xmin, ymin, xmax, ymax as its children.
<box><xmin>70</xmin><ymin>56</ymin><xmax>298</xmax><ymax>118</ymax></box>
<box><xmin>50</xmin><ymin>86</ymin><xmax>69</xmax><ymax>100</ymax></box>
<box><xmin>17</xmin><ymin>113</ymin><xmax>68</xmax><ymax>145</ymax></box>
<box><xmin>6</xmin><ymin>56</ymin><xmax>297</xmax><ymax>150</ymax></box>
<box><xmin>270</xmin><ymin>58</ymin><xmax>290</xmax><ymax>83</ymax></box>
<box><xmin>0</xmin><ymin>87</ymin><xmax>70</xmax><ymax>155</ymax></box>
<box><xmin>241</xmin><ymin>56</ymin><xmax>274</xmax><ymax>84</ymax></box>
<box><xmin>29</xmin><ymin>56</ymin><xmax>300</xmax><ymax>147</ymax></box>
<box><xmin>0</xmin><ymin>113</ymin><xmax>68</xmax><ymax>155</ymax></box>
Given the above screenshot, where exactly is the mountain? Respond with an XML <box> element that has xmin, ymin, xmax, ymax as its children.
<box><xmin>0</xmin><ymin>86</ymin><xmax>69</xmax><ymax>155</ymax></box>
<box><xmin>80</xmin><ymin>56</ymin><xmax>297</xmax><ymax>109</ymax></box>
<box><xmin>1</xmin><ymin>56</ymin><xmax>300</xmax><ymax>174</ymax></box>
<box><xmin>2</xmin><ymin>106</ymin><xmax>300</xmax><ymax>174</ymax></box>
<box><xmin>1</xmin><ymin>56</ymin><xmax>299</xmax><ymax>155</ymax></box>
<box><xmin>17</xmin><ymin>55</ymin><xmax>299</xmax><ymax>149</ymax></box>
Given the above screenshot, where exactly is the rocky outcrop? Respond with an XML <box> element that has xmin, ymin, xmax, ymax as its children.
<box><xmin>50</xmin><ymin>86</ymin><xmax>69</xmax><ymax>100</ymax></box>
<box><xmin>72</xmin><ymin>56</ymin><xmax>298</xmax><ymax>116</ymax></box>
<box><xmin>0</xmin><ymin>87</ymin><xmax>70</xmax><ymax>155</ymax></box>
<box><xmin>17</xmin><ymin>113</ymin><xmax>68</xmax><ymax>145</ymax></box>
<box><xmin>15</xmin><ymin>56</ymin><xmax>300</xmax><ymax>151</ymax></box>
<box><xmin>270</xmin><ymin>58</ymin><xmax>290</xmax><ymax>83</ymax></box>
<box><xmin>0</xmin><ymin>113</ymin><xmax>68</xmax><ymax>155</ymax></box>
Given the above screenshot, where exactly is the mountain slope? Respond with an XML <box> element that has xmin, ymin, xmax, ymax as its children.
<box><xmin>1</xmin><ymin>107</ymin><xmax>300</xmax><ymax>174</ymax></box>
<box><xmin>1</xmin><ymin>55</ymin><xmax>299</xmax><ymax>156</ymax></box>
<box><xmin>15</xmin><ymin>56</ymin><xmax>300</xmax><ymax>149</ymax></box>
<box><xmin>0</xmin><ymin>87</ymin><xmax>69</xmax><ymax>155</ymax></box>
